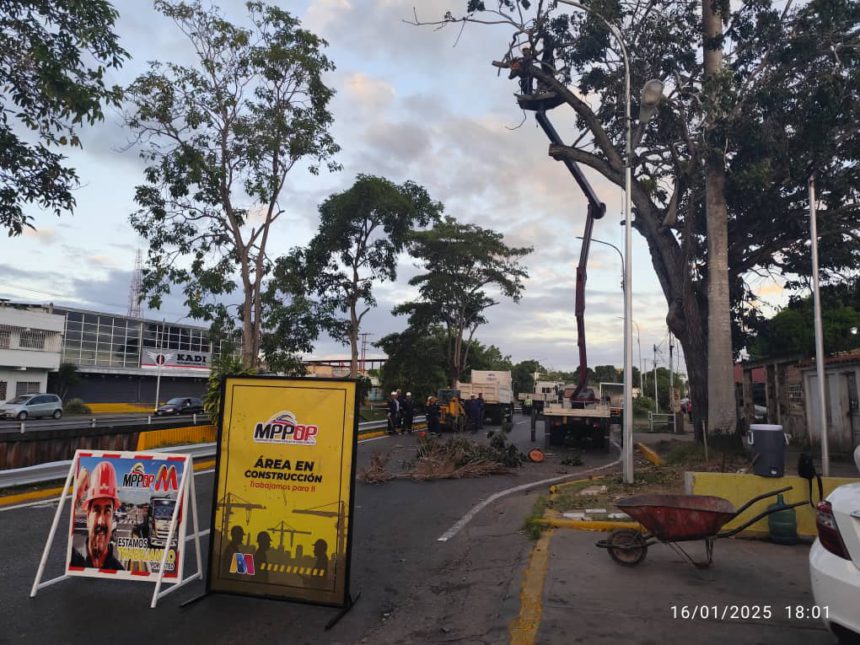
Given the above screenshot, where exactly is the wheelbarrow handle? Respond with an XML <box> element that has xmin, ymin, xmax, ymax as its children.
<box><xmin>732</xmin><ymin>486</ymin><xmax>793</xmax><ymax>518</ymax></box>
<box><xmin>718</xmin><ymin>499</ymin><xmax>808</xmax><ymax>538</ymax></box>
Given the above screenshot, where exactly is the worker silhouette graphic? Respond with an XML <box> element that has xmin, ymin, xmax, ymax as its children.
<box><xmin>221</xmin><ymin>525</ymin><xmax>245</xmax><ymax>574</ymax></box>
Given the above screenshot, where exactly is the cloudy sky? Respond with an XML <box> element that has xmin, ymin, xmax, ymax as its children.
<box><xmin>1</xmin><ymin>0</ymin><xmax>784</xmax><ymax>374</ymax></box>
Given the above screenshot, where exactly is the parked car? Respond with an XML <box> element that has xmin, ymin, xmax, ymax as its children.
<box><xmin>155</xmin><ymin>397</ymin><xmax>204</xmax><ymax>416</ymax></box>
<box><xmin>809</xmin><ymin>453</ymin><xmax>860</xmax><ymax>643</ymax></box>
<box><xmin>0</xmin><ymin>393</ymin><xmax>63</xmax><ymax>420</ymax></box>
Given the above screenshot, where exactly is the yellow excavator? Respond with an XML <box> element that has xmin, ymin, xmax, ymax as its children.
<box><xmin>436</xmin><ymin>388</ymin><xmax>466</xmax><ymax>433</ymax></box>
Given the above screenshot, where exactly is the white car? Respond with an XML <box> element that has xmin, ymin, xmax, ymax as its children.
<box><xmin>809</xmin><ymin>447</ymin><xmax>860</xmax><ymax>643</ymax></box>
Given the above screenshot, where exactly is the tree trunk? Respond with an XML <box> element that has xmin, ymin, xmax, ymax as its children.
<box><xmin>241</xmin><ymin>291</ymin><xmax>256</xmax><ymax>369</ymax></box>
<box><xmin>703</xmin><ymin>0</ymin><xmax>737</xmax><ymax>434</ymax></box>
<box><xmin>349</xmin><ymin>299</ymin><xmax>359</xmax><ymax>379</ymax></box>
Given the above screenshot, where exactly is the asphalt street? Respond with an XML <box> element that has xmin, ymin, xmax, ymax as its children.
<box><xmin>0</xmin><ymin>415</ymin><xmax>612</xmax><ymax>644</ymax></box>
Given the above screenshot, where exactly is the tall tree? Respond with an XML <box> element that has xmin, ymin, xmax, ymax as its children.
<box><xmin>377</xmin><ymin>325</ymin><xmax>450</xmax><ymax>404</ymax></box>
<box><xmin>1</xmin><ymin>1</ymin><xmax>127</xmax><ymax>235</ymax></box>
<box><xmin>305</xmin><ymin>174</ymin><xmax>442</xmax><ymax>377</ymax></box>
<box><xmin>125</xmin><ymin>0</ymin><xmax>339</xmax><ymax>369</ymax></box>
<box><xmin>396</xmin><ymin>216</ymin><xmax>531</xmax><ymax>386</ymax></box>
<box><xmin>413</xmin><ymin>0</ymin><xmax>859</xmax><ymax>437</ymax></box>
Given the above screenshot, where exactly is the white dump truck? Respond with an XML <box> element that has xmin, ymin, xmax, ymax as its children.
<box><xmin>456</xmin><ymin>370</ymin><xmax>514</xmax><ymax>425</ymax></box>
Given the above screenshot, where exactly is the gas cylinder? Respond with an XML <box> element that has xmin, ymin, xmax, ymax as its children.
<box><xmin>767</xmin><ymin>494</ymin><xmax>798</xmax><ymax>545</ymax></box>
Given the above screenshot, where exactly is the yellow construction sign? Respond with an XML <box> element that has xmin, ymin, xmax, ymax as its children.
<box><xmin>207</xmin><ymin>376</ymin><xmax>358</xmax><ymax>606</ymax></box>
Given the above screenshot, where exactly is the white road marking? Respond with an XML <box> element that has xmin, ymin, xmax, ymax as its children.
<box><xmin>185</xmin><ymin>529</ymin><xmax>210</xmax><ymax>541</ymax></box>
<box><xmin>436</xmin><ymin>456</ymin><xmax>622</xmax><ymax>543</ymax></box>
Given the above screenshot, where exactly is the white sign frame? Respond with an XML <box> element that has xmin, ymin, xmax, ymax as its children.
<box><xmin>30</xmin><ymin>449</ymin><xmax>204</xmax><ymax>608</ymax></box>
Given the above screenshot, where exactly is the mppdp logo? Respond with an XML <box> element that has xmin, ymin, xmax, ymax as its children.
<box><xmin>253</xmin><ymin>410</ymin><xmax>319</xmax><ymax>445</ymax></box>
<box><xmin>122</xmin><ymin>462</ymin><xmax>155</xmax><ymax>488</ymax></box>
<box><xmin>229</xmin><ymin>553</ymin><xmax>255</xmax><ymax>575</ymax></box>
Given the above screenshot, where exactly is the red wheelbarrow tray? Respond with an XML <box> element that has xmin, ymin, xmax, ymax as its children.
<box><xmin>615</xmin><ymin>493</ymin><xmax>737</xmax><ymax>542</ymax></box>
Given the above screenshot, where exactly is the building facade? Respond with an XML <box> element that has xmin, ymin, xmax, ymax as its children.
<box><xmin>52</xmin><ymin>306</ymin><xmax>216</xmax><ymax>404</ymax></box>
<box><xmin>0</xmin><ymin>302</ymin><xmax>65</xmax><ymax>402</ymax></box>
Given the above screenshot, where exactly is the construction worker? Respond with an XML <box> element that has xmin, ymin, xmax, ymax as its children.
<box><xmin>525</xmin><ymin>394</ymin><xmax>533</xmax><ymax>415</ymax></box>
<box><xmin>464</xmin><ymin>395</ymin><xmax>476</xmax><ymax>432</ymax></box>
<box><xmin>386</xmin><ymin>391</ymin><xmax>400</xmax><ymax>435</ymax></box>
<box><xmin>477</xmin><ymin>393</ymin><xmax>486</xmax><ymax>429</ymax></box>
<box><xmin>401</xmin><ymin>392</ymin><xmax>415</xmax><ymax>433</ymax></box>
<box><xmin>426</xmin><ymin>396</ymin><xmax>441</xmax><ymax>435</ymax></box>
<box><xmin>70</xmin><ymin>461</ymin><xmax>124</xmax><ymax>570</ymax></box>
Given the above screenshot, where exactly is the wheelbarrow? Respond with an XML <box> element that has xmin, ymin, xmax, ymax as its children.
<box><xmin>595</xmin><ymin>486</ymin><xmax>807</xmax><ymax>568</ymax></box>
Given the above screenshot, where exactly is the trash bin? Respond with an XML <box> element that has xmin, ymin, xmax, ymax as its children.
<box><xmin>747</xmin><ymin>424</ymin><xmax>789</xmax><ymax>477</ymax></box>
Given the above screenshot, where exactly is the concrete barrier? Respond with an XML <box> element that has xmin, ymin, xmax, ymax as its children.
<box><xmin>86</xmin><ymin>403</ymin><xmax>154</xmax><ymax>414</ymax></box>
<box><xmin>685</xmin><ymin>471</ymin><xmax>860</xmax><ymax>537</ymax></box>
<box><xmin>136</xmin><ymin>424</ymin><xmax>216</xmax><ymax>450</ymax></box>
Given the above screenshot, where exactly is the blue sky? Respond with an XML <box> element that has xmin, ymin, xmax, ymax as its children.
<box><xmin>0</xmin><ymin>0</ymin><xmax>786</xmax><ymax>374</ymax></box>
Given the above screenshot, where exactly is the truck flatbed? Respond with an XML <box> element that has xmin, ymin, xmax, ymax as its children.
<box><xmin>542</xmin><ymin>404</ymin><xmax>612</xmax><ymax>418</ymax></box>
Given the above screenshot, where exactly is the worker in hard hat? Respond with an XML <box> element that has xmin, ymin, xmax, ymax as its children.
<box><xmin>426</xmin><ymin>396</ymin><xmax>441</xmax><ymax>435</ymax></box>
<box><xmin>70</xmin><ymin>461</ymin><xmax>124</xmax><ymax>570</ymax></box>
<box><xmin>386</xmin><ymin>391</ymin><xmax>400</xmax><ymax>435</ymax></box>
<box><xmin>401</xmin><ymin>392</ymin><xmax>415</xmax><ymax>433</ymax></box>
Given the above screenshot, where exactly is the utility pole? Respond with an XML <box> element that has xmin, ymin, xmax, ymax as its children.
<box><xmin>809</xmin><ymin>176</ymin><xmax>830</xmax><ymax>476</ymax></box>
<box><xmin>653</xmin><ymin>345</ymin><xmax>659</xmax><ymax>414</ymax></box>
<box><xmin>703</xmin><ymin>0</ymin><xmax>736</xmax><ymax>437</ymax></box>
<box><xmin>359</xmin><ymin>332</ymin><xmax>372</xmax><ymax>374</ymax></box>
<box><xmin>669</xmin><ymin>332</ymin><xmax>674</xmax><ymax>411</ymax></box>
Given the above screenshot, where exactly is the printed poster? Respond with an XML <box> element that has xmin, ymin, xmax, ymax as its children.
<box><xmin>208</xmin><ymin>376</ymin><xmax>358</xmax><ymax>606</ymax></box>
<box><xmin>66</xmin><ymin>450</ymin><xmax>189</xmax><ymax>581</ymax></box>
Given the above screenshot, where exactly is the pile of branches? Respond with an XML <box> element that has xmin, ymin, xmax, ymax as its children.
<box><xmin>359</xmin><ymin>434</ymin><xmax>525</xmax><ymax>484</ymax></box>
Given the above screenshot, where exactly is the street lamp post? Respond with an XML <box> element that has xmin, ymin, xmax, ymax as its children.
<box><xmin>558</xmin><ymin>0</ymin><xmax>632</xmax><ymax>483</ymax></box>
<box><xmin>809</xmin><ymin>175</ymin><xmax>829</xmax><ymax>476</ymax></box>
<box><xmin>558</xmin><ymin>0</ymin><xmax>662</xmax><ymax>483</ymax></box>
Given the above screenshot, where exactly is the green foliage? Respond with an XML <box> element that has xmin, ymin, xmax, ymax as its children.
<box><xmin>376</xmin><ymin>325</ymin><xmax>451</xmax><ymax>406</ymax></box>
<box><xmin>748</xmin><ymin>292</ymin><xmax>860</xmax><ymax>358</ymax></box>
<box><xmin>523</xmin><ymin>494</ymin><xmax>548</xmax><ymax>540</ymax></box>
<box><xmin>52</xmin><ymin>363</ymin><xmax>81</xmax><ymax>401</ymax></box>
<box><xmin>64</xmin><ymin>398</ymin><xmax>91</xmax><ymax>415</ymax></box>
<box><xmin>1</xmin><ymin>0</ymin><xmax>127</xmax><ymax>235</ymax></box>
<box><xmin>204</xmin><ymin>353</ymin><xmax>257</xmax><ymax>426</ymax></box>
<box><xmin>396</xmin><ymin>216</ymin><xmax>532</xmax><ymax>384</ymax></box>
<box><xmin>633</xmin><ymin>396</ymin><xmax>655</xmax><ymax>416</ymax></box>
<box><xmin>301</xmin><ymin>175</ymin><xmax>442</xmax><ymax>374</ymax></box>
<box><xmin>512</xmin><ymin>359</ymin><xmax>543</xmax><ymax>396</ymax></box>
<box><xmin>126</xmin><ymin>0</ymin><xmax>338</xmax><ymax>367</ymax></box>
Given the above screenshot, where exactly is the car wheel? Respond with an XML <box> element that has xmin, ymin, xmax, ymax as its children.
<box><xmin>52</xmin><ymin>409</ymin><xmax>63</xmax><ymax>419</ymax></box>
<box><xmin>17</xmin><ymin>411</ymin><xmax>27</xmax><ymax>420</ymax></box>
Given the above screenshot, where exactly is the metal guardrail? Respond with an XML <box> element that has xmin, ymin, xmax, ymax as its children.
<box><xmin>1</xmin><ymin>413</ymin><xmax>211</xmax><ymax>434</ymax></box>
<box><xmin>648</xmin><ymin>412</ymin><xmax>676</xmax><ymax>433</ymax></box>
<box><xmin>0</xmin><ymin>415</ymin><xmax>425</xmax><ymax>490</ymax></box>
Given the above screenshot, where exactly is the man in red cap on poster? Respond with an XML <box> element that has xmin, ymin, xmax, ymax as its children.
<box><xmin>70</xmin><ymin>461</ymin><xmax>124</xmax><ymax>570</ymax></box>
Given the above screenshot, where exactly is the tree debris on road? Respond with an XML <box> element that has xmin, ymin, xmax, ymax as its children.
<box><xmin>359</xmin><ymin>434</ymin><xmax>525</xmax><ymax>484</ymax></box>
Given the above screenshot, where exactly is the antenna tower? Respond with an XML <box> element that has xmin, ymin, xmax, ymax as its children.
<box><xmin>127</xmin><ymin>249</ymin><xmax>143</xmax><ymax>318</ymax></box>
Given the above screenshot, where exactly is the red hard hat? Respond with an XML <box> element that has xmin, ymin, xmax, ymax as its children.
<box><xmin>83</xmin><ymin>461</ymin><xmax>120</xmax><ymax>508</ymax></box>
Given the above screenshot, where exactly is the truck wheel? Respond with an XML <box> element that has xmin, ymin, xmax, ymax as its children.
<box><xmin>548</xmin><ymin>427</ymin><xmax>565</xmax><ymax>446</ymax></box>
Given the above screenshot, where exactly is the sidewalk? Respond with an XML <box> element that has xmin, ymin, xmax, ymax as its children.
<box><xmin>537</xmin><ymin>529</ymin><xmax>832</xmax><ymax>644</ymax></box>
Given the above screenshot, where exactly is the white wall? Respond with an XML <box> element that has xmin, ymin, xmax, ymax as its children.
<box><xmin>0</xmin><ymin>368</ymin><xmax>49</xmax><ymax>403</ymax></box>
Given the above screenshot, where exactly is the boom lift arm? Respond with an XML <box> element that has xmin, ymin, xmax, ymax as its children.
<box><xmin>528</xmin><ymin>103</ymin><xmax>607</xmax><ymax>400</ymax></box>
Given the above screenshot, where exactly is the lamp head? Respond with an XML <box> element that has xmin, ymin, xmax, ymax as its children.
<box><xmin>638</xmin><ymin>79</ymin><xmax>664</xmax><ymax>123</ymax></box>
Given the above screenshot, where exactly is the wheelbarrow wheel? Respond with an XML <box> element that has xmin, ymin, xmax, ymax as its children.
<box><xmin>607</xmin><ymin>529</ymin><xmax>648</xmax><ymax>567</ymax></box>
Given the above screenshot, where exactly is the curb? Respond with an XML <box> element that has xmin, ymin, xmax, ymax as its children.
<box><xmin>636</xmin><ymin>442</ymin><xmax>664</xmax><ymax>465</ymax></box>
<box><xmin>536</xmin><ymin>517</ymin><xmax>642</xmax><ymax>532</ymax></box>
